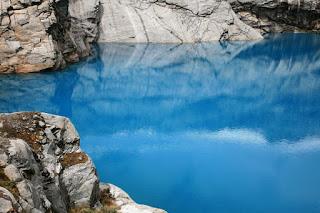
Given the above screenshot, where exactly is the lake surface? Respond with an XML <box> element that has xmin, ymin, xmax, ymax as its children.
<box><xmin>1</xmin><ymin>34</ymin><xmax>320</xmax><ymax>213</ymax></box>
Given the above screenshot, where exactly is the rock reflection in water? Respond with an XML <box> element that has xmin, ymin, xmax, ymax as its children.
<box><xmin>1</xmin><ymin>33</ymin><xmax>320</xmax><ymax>213</ymax></box>
<box><xmin>1</xmin><ymin>34</ymin><xmax>319</xmax><ymax>141</ymax></box>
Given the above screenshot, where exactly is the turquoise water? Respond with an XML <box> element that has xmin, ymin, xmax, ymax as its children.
<box><xmin>1</xmin><ymin>34</ymin><xmax>320</xmax><ymax>212</ymax></box>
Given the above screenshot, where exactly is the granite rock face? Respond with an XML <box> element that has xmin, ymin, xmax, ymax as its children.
<box><xmin>0</xmin><ymin>112</ymin><xmax>166</xmax><ymax>213</ymax></box>
<box><xmin>0</xmin><ymin>112</ymin><xmax>97</xmax><ymax>212</ymax></box>
<box><xmin>99</xmin><ymin>0</ymin><xmax>263</xmax><ymax>42</ymax></box>
<box><xmin>230</xmin><ymin>0</ymin><xmax>320</xmax><ymax>34</ymax></box>
<box><xmin>1</xmin><ymin>0</ymin><xmax>320</xmax><ymax>73</ymax></box>
<box><xmin>0</xmin><ymin>0</ymin><xmax>101</xmax><ymax>73</ymax></box>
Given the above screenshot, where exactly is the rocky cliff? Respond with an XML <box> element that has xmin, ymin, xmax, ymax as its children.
<box><xmin>99</xmin><ymin>0</ymin><xmax>320</xmax><ymax>42</ymax></box>
<box><xmin>0</xmin><ymin>112</ymin><xmax>166</xmax><ymax>213</ymax></box>
<box><xmin>230</xmin><ymin>0</ymin><xmax>320</xmax><ymax>34</ymax></box>
<box><xmin>0</xmin><ymin>0</ymin><xmax>101</xmax><ymax>73</ymax></box>
<box><xmin>1</xmin><ymin>0</ymin><xmax>320</xmax><ymax>73</ymax></box>
<box><xmin>98</xmin><ymin>0</ymin><xmax>263</xmax><ymax>42</ymax></box>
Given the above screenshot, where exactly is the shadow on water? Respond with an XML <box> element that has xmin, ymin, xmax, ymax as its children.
<box><xmin>1</xmin><ymin>33</ymin><xmax>320</xmax><ymax>212</ymax></box>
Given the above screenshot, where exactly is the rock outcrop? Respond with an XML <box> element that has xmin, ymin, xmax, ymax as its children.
<box><xmin>98</xmin><ymin>0</ymin><xmax>320</xmax><ymax>43</ymax></box>
<box><xmin>0</xmin><ymin>112</ymin><xmax>166</xmax><ymax>213</ymax></box>
<box><xmin>103</xmin><ymin>184</ymin><xmax>166</xmax><ymax>213</ymax></box>
<box><xmin>99</xmin><ymin>0</ymin><xmax>263</xmax><ymax>42</ymax></box>
<box><xmin>229</xmin><ymin>0</ymin><xmax>320</xmax><ymax>34</ymax></box>
<box><xmin>1</xmin><ymin>0</ymin><xmax>320</xmax><ymax>73</ymax></box>
<box><xmin>0</xmin><ymin>0</ymin><xmax>101</xmax><ymax>73</ymax></box>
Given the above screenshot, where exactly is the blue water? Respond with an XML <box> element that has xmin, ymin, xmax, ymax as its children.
<box><xmin>1</xmin><ymin>34</ymin><xmax>320</xmax><ymax>213</ymax></box>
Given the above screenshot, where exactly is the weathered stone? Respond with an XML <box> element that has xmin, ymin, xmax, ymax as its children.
<box><xmin>0</xmin><ymin>187</ymin><xmax>21</xmax><ymax>213</ymax></box>
<box><xmin>0</xmin><ymin>0</ymin><xmax>101</xmax><ymax>73</ymax></box>
<box><xmin>99</xmin><ymin>0</ymin><xmax>263</xmax><ymax>43</ymax></box>
<box><xmin>14</xmin><ymin>13</ymin><xmax>29</xmax><ymax>26</ymax></box>
<box><xmin>104</xmin><ymin>184</ymin><xmax>166</xmax><ymax>213</ymax></box>
<box><xmin>61</xmin><ymin>159</ymin><xmax>99</xmax><ymax>207</ymax></box>
<box><xmin>0</xmin><ymin>112</ymin><xmax>166</xmax><ymax>212</ymax></box>
<box><xmin>38</xmin><ymin>121</ymin><xmax>45</xmax><ymax>127</ymax></box>
<box><xmin>4</xmin><ymin>165</ymin><xmax>22</xmax><ymax>182</ymax></box>
<box><xmin>1</xmin><ymin>0</ymin><xmax>320</xmax><ymax>73</ymax></box>
<box><xmin>1</xmin><ymin>16</ymin><xmax>10</xmax><ymax>26</ymax></box>
<box><xmin>230</xmin><ymin>0</ymin><xmax>320</xmax><ymax>33</ymax></box>
<box><xmin>5</xmin><ymin>41</ymin><xmax>21</xmax><ymax>52</ymax></box>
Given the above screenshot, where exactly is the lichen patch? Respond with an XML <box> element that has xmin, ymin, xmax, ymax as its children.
<box><xmin>0</xmin><ymin>112</ymin><xmax>45</xmax><ymax>153</ymax></box>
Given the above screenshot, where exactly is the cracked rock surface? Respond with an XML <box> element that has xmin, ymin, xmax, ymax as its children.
<box><xmin>0</xmin><ymin>112</ymin><xmax>166</xmax><ymax>213</ymax></box>
<box><xmin>1</xmin><ymin>0</ymin><xmax>319</xmax><ymax>73</ymax></box>
<box><xmin>99</xmin><ymin>0</ymin><xmax>263</xmax><ymax>42</ymax></box>
<box><xmin>0</xmin><ymin>0</ymin><xmax>101</xmax><ymax>73</ymax></box>
<box><xmin>230</xmin><ymin>0</ymin><xmax>320</xmax><ymax>34</ymax></box>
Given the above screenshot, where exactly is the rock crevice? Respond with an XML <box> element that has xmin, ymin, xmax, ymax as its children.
<box><xmin>230</xmin><ymin>0</ymin><xmax>320</xmax><ymax>34</ymax></box>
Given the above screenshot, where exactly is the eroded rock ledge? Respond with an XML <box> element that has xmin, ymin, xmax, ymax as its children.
<box><xmin>230</xmin><ymin>0</ymin><xmax>320</xmax><ymax>34</ymax></box>
<box><xmin>0</xmin><ymin>0</ymin><xmax>101</xmax><ymax>73</ymax></box>
<box><xmin>0</xmin><ymin>112</ymin><xmax>166</xmax><ymax>213</ymax></box>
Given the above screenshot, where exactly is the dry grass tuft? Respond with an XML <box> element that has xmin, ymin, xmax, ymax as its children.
<box><xmin>61</xmin><ymin>152</ymin><xmax>88</xmax><ymax>168</ymax></box>
<box><xmin>0</xmin><ymin>112</ymin><xmax>44</xmax><ymax>153</ymax></box>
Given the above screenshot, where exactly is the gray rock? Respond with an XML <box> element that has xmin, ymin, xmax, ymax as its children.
<box><xmin>0</xmin><ymin>187</ymin><xmax>22</xmax><ymax>213</ymax></box>
<box><xmin>229</xmin><ymin>0</ymin><xmax>320</xmax><ymax>33</ymax></box>
<box><xmin>99</xmin><ymin>0</ymin><xmax>263</xmax><ymax>43</ymax></box>
<box><xmin>38</xmin><ymin>121</ymin><xmax>45</xmax><ymax>127</ymax></box>
<box><xmin>2</xmin><ymin>138</ymin><xmax>49</xmax><ymax>212</ymax></box>
<box><xmin>0</xmin><ymin>112</ymin><xmax>166</xmax><ymax>212</ymax></box>
<box><xmin>44</xmin><ymin>127</ymin><xmax>56</xmax><ymax>141</ymax></box>
<box><xmin>1</xmin><ymin>0</ymin><xmax>319</xmax><ymax>73</ymax></box>
<box><xmin>61</xmin><ymin>159</ymin><xmax>99</xmax><ymax>207</ymax></box>
<box><xmin>103</xmin><ymin>184</ymin><xmax>167</xmax><ymax>213</ymax></box>
<box><xmin>0</xmin><ymin>0</ymin><xmax>101</xmax><ymax>73</ymax></box>
<box><xmin>4</xmin><ymin>164</ymin><xmax>23</xmax><ymax>182</ymax></box>
<box><xmin>5</xmin><ymin>41</ymin><xmax>21</xmax><ymax>52</ymax></box>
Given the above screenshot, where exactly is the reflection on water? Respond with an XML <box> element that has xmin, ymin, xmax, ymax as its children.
<box><xmin>1</xmin><ymin>34</ymin><xmax>320</xmax><ymax>212</ymax></box>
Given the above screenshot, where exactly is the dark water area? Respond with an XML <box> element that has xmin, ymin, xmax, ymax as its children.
<box><xmin>1</xmin><ymin>34</ymin><xmax>320</xmax><ymax>212</ymax></box>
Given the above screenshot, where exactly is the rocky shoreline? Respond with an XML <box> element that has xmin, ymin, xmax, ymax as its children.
<box><xmin>0</xmin><ymin>112</ymin><xmax>166</xmax><ymax>213</ymax></box>
<box><xmin>0</xmin><ymin>0</ymin><xmax>101</xmax><ymax>73</ymax></box>
<box><xmin>1</xmin><ymin>0</ymin><xmax>319</xmax><ymax>73</ymax></box>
